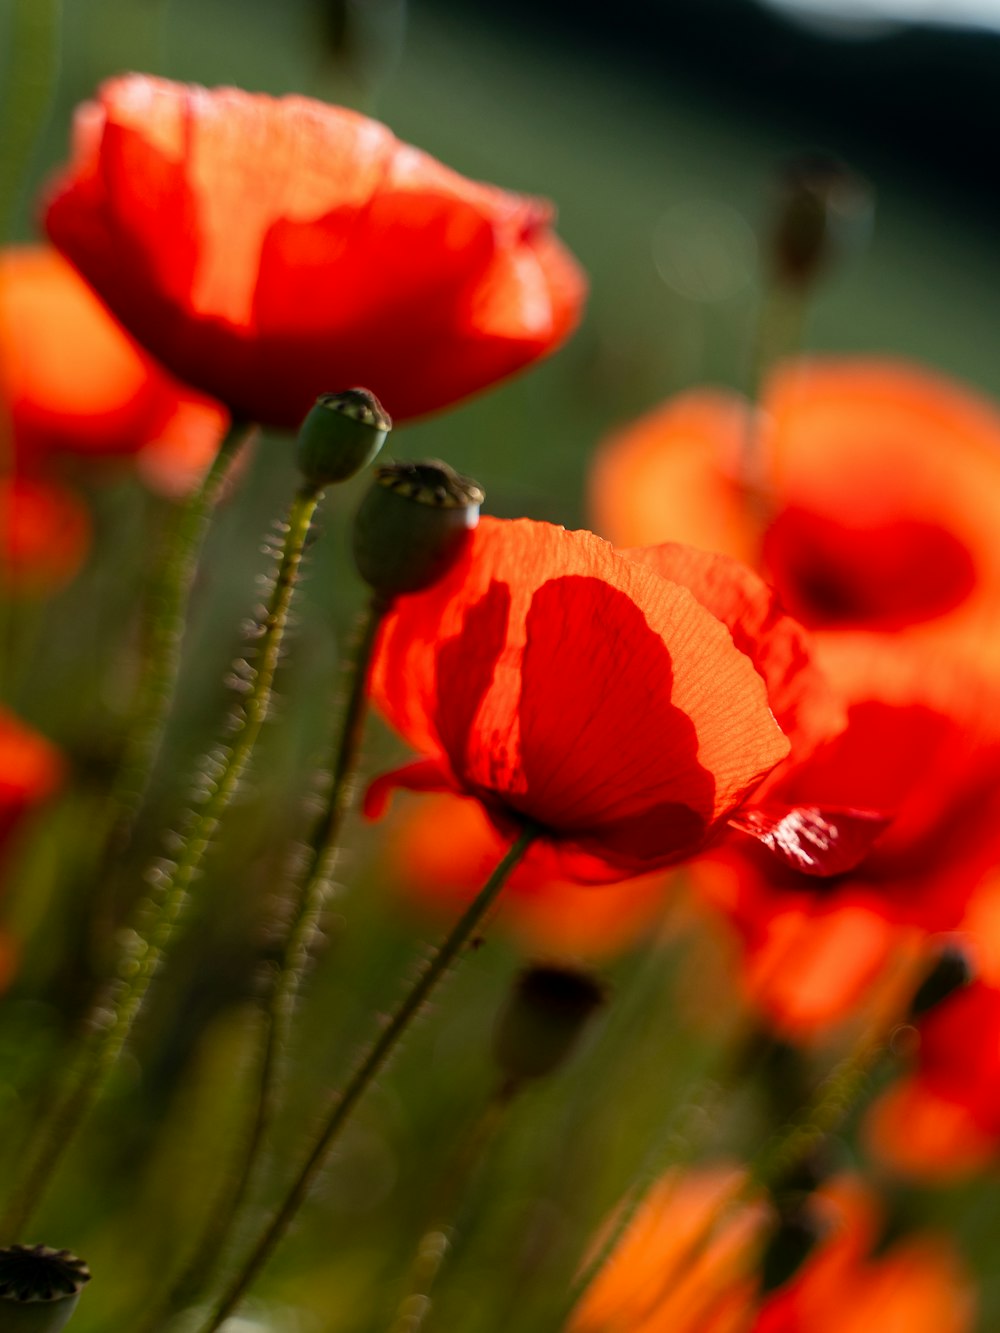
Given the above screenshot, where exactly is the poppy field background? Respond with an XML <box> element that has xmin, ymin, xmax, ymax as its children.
<box><xmin>4</xmin><ymin>0</ymin><xmax>1000</xmax><ymax>1330</ymax></box>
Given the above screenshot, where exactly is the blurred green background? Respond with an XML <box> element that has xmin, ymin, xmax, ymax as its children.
<box><xmin>2</xmin><ymin>1</ymin><xmax>1000</xmax><ymax>1329</ymax></box>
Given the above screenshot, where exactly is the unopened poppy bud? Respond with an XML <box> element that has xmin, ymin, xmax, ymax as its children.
<box><xmin>352</xmin><ymin>459</ymin><xmax>484</xmax><ymax>598</ymax></box>
<box><xmin>296</xmin><ymin>388</ymin><xmax>391</xmax><ymax>488</ymax></box>
<box><xmin>493</xmin><ymin>964</ymin><xmax>607</xmax><ymax>1084</ymax></box>
<box><xmin>0</xmin><ymin>1245</ymin><xmax>90</xmax><ymax>1331</ymax></box>
<box><xmin>908</xmin><ymin>939</ymin><xmax>974</xmax><ymax>1019</ymax></box>
<box><xmin>759</xmin><ymin>1206</ymin><xmax>826</xmax><ymax>1294</ymax></box>
<box><xmin>768</xmin><ymin>153</ymin><xmax>873</xmax><ymax>290</ymax></box>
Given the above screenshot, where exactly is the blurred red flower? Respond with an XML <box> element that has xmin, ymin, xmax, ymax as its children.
<box><xmin>0</xmin><ymin>709</ymin><xmax>64</xmax><ymax>993</ymax></box>
<box><xmin>45</xmin><ymin>76</ymin><xmax>586</xmax><ymax>429</ymax></box>
<box><xmin>866</xmin><ymin>972</ymin><xmax>1000</xmax><ymax>1180</ymax></box>
<box><xmin>590</xmin><ymin>359</ymin><xmax>1000</xmax><ymax>648</ymax></box>
<box><xmin>0</xmin><ymin>245</ymin><xmax>227</xmax><ymax>495</ymax></box>
<box><xmin>0</xmin><ymin>475</ymin><xmax>90</xmax><ymax>594</ymax></box>
<box><xmin>364</xmin><ymin>518</ymin><xmax>865</xmax><ymax>883</ymax></box>
<box><xmin>569</xmin><ymin>1167</ymin><xmax>976</xmax><ymax>1333</ymax></box>
<box><xmin>693</xmin><ymin>634</ymin><xmax>1000</xmax><ymax>1037</ymax></box>
<box><xmin>0</xmin><ymin>706</ymin><xmax>62</xmax><ymax>853</ymax></box>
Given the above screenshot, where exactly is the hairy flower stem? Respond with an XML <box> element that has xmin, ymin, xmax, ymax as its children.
<box><xmin>101</xmin><ymin>425</ymin><xmax>251</xmax><ymax>864</ymax></box>
<box><xmin>0</xmin><ymin>480</ymin><xmax>323</xmax><ymax>1241</ymax></box>
<box><xmin>84</xmin><ymin>424</ymin><xmax>250</xmax><ymax>966</ymax></box>
<box><xmin>143</xmin><ymin>593</ymin><xmax>391</xmax><ymax>1328</ymax></box>
<box><xmin>197</xmin><ymin>826</ymin><xmax>538</xmax><ymax>1333</ymax></box>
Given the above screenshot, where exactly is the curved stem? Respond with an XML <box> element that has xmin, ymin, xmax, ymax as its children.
<box><xmin>144</xmin><ymin>593</ymin><xmax>390</xmax><ymax>1325</ymax></box>
<box><xmin>198</xmin><ymin>824</ymin><xmax>538</xmax><ymax>1333</ymax></box>
<box><xmin>0</xmin><ymin>480</ymin><xmax>323</xmax><ymax>1240</ymax></box>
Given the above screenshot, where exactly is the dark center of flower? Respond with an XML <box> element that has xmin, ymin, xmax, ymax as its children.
<box><xmin>763</xmin><ymin>508</ymin><xmax>977</xmax><ymax>631</ymax></box>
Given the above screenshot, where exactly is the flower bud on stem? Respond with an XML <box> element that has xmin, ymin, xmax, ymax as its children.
<box><xmin>353</xmin><ymin>459</ymin><xmax>484</xmax><ymax>598</ymax></box>
<box><xmin>296</xmin><ymin>388</ymin><xmax>390</xmax><ymax>487</ymax></box>
<box><xmin>741</xmin><ymin>155</ymin><xmax>872</xmax><ymax>519</ymax></box>
<box><xmin>0</xmin><ymin>1245</ymin><xmax>90</xmax><ymax>1333</ymax></box>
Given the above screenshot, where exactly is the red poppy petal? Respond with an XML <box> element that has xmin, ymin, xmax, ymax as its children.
<box><xmin>728</xmin><ymin>805</ymin><xmax>891</xmax><ymax>877</ymax></box>
<box><xmin>623</xmin><ymin>541</ymin><xmax>845</xmax><ymax>756</ymax></box>
<box><xmin>363</xmin><ymin>757</ymin><xmax>456</xmax><ymax>820</ymax></box>
<box><xmin>371</xmin><ymin>518</ymin><xmax>790</xmax><ymax>874</ymax></box>
<box><xmin>46</xmin><ymin>77</ymin><xmax>586</xmax><ymax>427</ymax></box>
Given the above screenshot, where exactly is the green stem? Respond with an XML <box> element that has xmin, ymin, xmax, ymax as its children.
<box><xmin>143</xmin><ymin>593</ymin><xmax>390</xmax><ymax>1326</ymax></box>
<box><xmin>97</xmin><ymin>422</ymin><xmax>251</xmax><ymax>882</ymax></box>
<box><xmin>0</xmin><ymin>480</ymin><xmax>323</xmax><ymax>1240</ymax></box>
<box><xmin>388</xmin><ymin>1079</ymin><xmax>519</xmax><ymax>1333</ymax></box>
<box><xmin>197</xmin><ymin>825</ymin><xmax>538</xmax><ymax>1333</ymax></box>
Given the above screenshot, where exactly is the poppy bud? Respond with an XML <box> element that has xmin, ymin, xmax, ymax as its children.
<box><xmin>352</xmin><ymin>459</ymin><xmax>484</xmax><ymax>598</ymax></box>
<box><xmin>296</xmin><ymin>388</ymin><xmax>391</xmax><ymax>488</ymax></box>
<box><xmin>768</xmin><ymin>153</ymin><xmax>873</xmax><ymax>290</ymax></box>
<box><xmin>908</xmin><ymin>939</ymin><xmax>974</xmax><ymax>1020</ymax></box>
<box><xmin>493</xmin><ymin>963</ymin><xmax>607</xmax><ymax>1084</ymax></box>
<box><xmin>759</xmin><ymin>1205</ymin><xmax>826</xmax><ymax>1294</ymax></box>
<box><xmin>0</xmin><ymin>1245</ymin><xmax>90</xmax><ymax>1331</ymax></box>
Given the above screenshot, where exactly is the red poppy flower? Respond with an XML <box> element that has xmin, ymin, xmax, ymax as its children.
<box><xmin>590</xmin><ymin>359</ymin><xmax>1000</xmax><ymax>646</ymax></box>
<box><xmin>0</xmin><ymin>475</ymin><xmax>90</xmax><ymax>594</ymax></box>
<box><xmin>569</xmin><ymin>1167</ymin><xmax>976</xmax><ymax>1333</ymax></box>
<box><xmin>383</xmin><ymin>791</ymin><xmax>668</xmax><ymax>958</ymax></box>
<box><xmin>866</xmin><ymin>979</ymin><xmax>1000</xmax><ymax>1179</ymax></box>
<box><xmin>363</xmin><ymin>517</ymin><xmax>870</xmax><ymax>883</ymax></box>
<box><xmin>691</xmin><ymin>633</ymin><xmax>1000</xmax><ymax>1036</ymax></box>
<box><xmin>44</xmin><ymin>76</ymin><xmax>586</xmax><ymax>429</ymax></box>
<box><xmin>0</xmin><ymin>245</ymin><xmax>226</xmax><ymax>493</ymax></box>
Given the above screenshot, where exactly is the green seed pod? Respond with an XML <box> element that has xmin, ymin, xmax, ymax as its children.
<box><xmin>352</xmin><ymin>459</ymin><xmax>484</xmax><ymax>598</ymax></box>
<box><xmin>0</xmin><ymin>1246</ymin><xmax>90</xmax><ymax>1332</ymax></box>
<box><xmin>768</xmin><ymin>153</ymin><xmax>873</xmax><ymax>291</ymax></box>
<box><xmin>493</xmin><ymin>963</ymin><xmax>607</xmax><ymax>1084</ymax></box>
<box><xmin>296</xmin><ymin>388</ymin><xmax>391</xmax><ymax>488</ymax></box>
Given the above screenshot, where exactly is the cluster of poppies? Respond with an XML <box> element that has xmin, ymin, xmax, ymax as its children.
<box><xmin>1</xmin><ymin>66</ymin><xmax>996</xmax><ymax>1331</ymax></box>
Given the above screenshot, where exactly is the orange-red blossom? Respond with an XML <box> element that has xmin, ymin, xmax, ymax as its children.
<box><xmin>366</xmin><ymin>519</ymin><xmax>877</xmax><ymax>884</ymax></box>
<box><xmin>45</xmin><ymin>76</ymin><xmax>586</xmax><ymax>429</ymax></box>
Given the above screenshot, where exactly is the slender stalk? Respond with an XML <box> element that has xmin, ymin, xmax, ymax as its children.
<box><xmin>143</xmin><ymin>593</ymin><xmax>390</xmax><ymax>1325</ymax></box>
<box><xmin>97</xmin><ymin>421</ymin><xmax>251</xmax><ymax>880</ymax></box>
<box><xmin>197</xmin><ymin>825</ymin><xmax>538</xmax><ymax>1333</ymax></box>
<box><xmin>388</xmin><ymin>1079</ymin><xmax>519</xmax><ymax>1333</ymax></box>
<box><xmin>0</xmin><ymin>481</ymin><xmax>323</xmax><ymax>1240</ymax></box>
